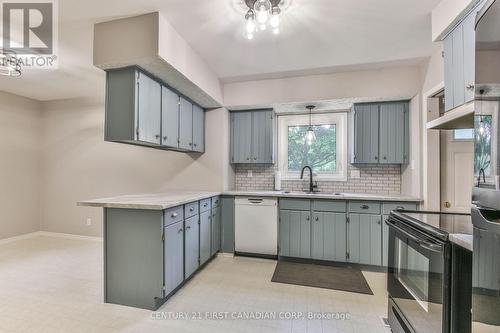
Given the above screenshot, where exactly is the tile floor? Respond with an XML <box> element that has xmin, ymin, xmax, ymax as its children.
<box><xmin>0</xmin><ymin>236</ymin><xmax>391</xmax><ymax>333</ymax></box>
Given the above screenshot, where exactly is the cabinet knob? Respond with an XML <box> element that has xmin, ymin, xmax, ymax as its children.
<box><xmin>315</xmin><ymin>216</ymin><xmax>319</xmax><ymax>221</ymax></box>
<box><xmin>190</xmin><ymin>207</ymin><xmax>194</xmax><ymax>212</ymax></box>
<box><xmin>246</xmin><ymin>157</ymin><xmax>250</xmax><ymax>160</ymax></box>
<box><xmin>377</xmin><ymin>220</ymin><xmax>381</xmax><ymax>225</ymax></box>
<box><xmin>163</xmin><ymin>136</ymin><xmax>168</xmax><ymax>140</ymax></box>
<box><xmin>194</xmin><ymin>143</ymin><xmax>197</xmax><ymax>147</ymax></box>
<box><xmin>186</xmin><ymin>226</ymin><xmax>191</xmax><ymax>230</ymax></box>
<box><xmin>254</xmin><ymin>157</ymin><xmax>257</xmax><ymax>160</ymax></box>
<box><xmin>189</xmin><ymin>142</ymin><xmax>192</xmax><ymax>146</ymax></box>
<box><xmin>171</xmin><ymin>212</ymin><xmax>178</xmax><ymax>218</ymax></box>
<box><xmin>466</xmin><ymin>84</ymin><xmax>475</xmax><ymax>90</ymax></box>
<box><xmin>383</xmin><ymin>156</ymin><xmax>387</xmax><ymax>160</ymax></box>
<box><xmin>155</xmin><ymin>134</ymin><xmax>160</xmax><ymax>139</ymax></box>
<box><xmin>374</xmin><ymin>156</ymin><xmax>378</xmax><ymax>161</ymax></box>
<box><xmin>361</xmin><ymin>205</ymin><xmax>369</xmax><ymax>210</ymax></box>
<box><xmin>306</xmin><ymin>216</ymin><xmax>310</xmax><ymax>221</ymax></box>
<box><xmin>178</xmin><ymin>228</ymin><xmax>183</xmax><ymax>233</ymax></box>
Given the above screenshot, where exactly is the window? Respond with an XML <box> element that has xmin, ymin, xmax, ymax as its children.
<box><xmin>278</xmin><ymin>112</ymin><xmax>348</xmax><ymax>181</ymax></box>
<box><xmin>453</xmin><ymin>129</ymin><xmax>474</xmax><ymax>140</ymax></box>
<box><xmin>474</xmin><ymin>115</ymin><xmax>493</xmax><ymax>176</ymax></box>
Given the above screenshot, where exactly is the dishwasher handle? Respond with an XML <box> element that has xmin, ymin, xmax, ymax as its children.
<box><xmin>247</xmin><ymin>198</ymin><xmax>264</xmax><ymax>204</ymax></box>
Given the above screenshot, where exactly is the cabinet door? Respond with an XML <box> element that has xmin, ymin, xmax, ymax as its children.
<box><xmin>452</xmin><ymin>25</ymin><xmax>465</xmax><ymax>109</ymax></box>
<box><xmin>348</xmin><ymin>214</ymin><xmax>382</xmax><ymax>266</ymax></box>
<box><xmin>161</xmin><ymin>87</ymin><xmax>179</xmax><ymax>148</ymax></box>
<box><xmin>279</xmin><ymin>210</ymin><xmax>310</xmax><ymax>258</ymax></box>
<box><xmin>379</xmin><ymin>103</ymin><xmax>406</xmax><ymax>164</ymax></box>
<box><xmin>230</xmin><ymin>112</ymin><xmax>253</xmax><ymax>163</ymax></box>
<box><xmin>403</xmin><ymin>104</ymin><xmax>410</xmax><ymax>164</ymax></box>
<box><xmin>211</xmin><ymin>207</ymin><xmax>221</xmax><ymax>255</ymax></box>
<box><xmin>251</xmin><ymin>110</ymin><xmax>274</xmax><ymax>163</ymax></box>
<box><xmin>199</xmin><ymin>210</ymin><xmax>211</xmax><ymax>265</ymax></box>
<box><xmin>164</xmin><ymin>220</ymin><xmax>184</xmax><ymax>296</ymax></box>
<box><xmin>353</xmin><ymin>104</ymin><xmax>379</xmax><ymax>163</ymax></box>
<box><xmin>184</xmin><ymin>215</ymin><xmax>199</xmax><ymax>279</ymax></box>
<box><xmin>179</xmin><ymin>97</ymin><xmax>193</xmax><ymax>150</ymax></box>
<box><xmin>444</xmin><ymin>35</ymin><xmax>454</xmax><ymax>112</ymax></box>
<box><xmin>382</xmin><ymin>215</ymin><xmax>389</xmax><ymax>267</ymax></box>
<box><xmin>192</xmin><ymin>104</ymin><xmax>205</xmax><ymax>153</ymax></box>
<box><xmin>137</xmin><ymin>72</ymin><xmax>161</xmax><ymax>144</ymax></box>
<box><xmin>312</xmin><ymin>212</ymin><xmax>346</xmax><ymax>262</ymax></box>
<box><xmin>463</xmin><ymin>13</ymin><xmax>476</xmax><ymax>103</ymax></box>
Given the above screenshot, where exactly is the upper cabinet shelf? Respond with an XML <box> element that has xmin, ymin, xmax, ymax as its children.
<box><xmin>230</xmin><ymin>110</ymin><xmax>275</xmax><ymax>164</ymax></box>
<box><xmin>105</xmin><ymin>67</ymin><xmax>205</xmax><ymax>153</ymax></box>
<box><xmin>351</xmin><ymin>101</ymin><xmax>410</xmax><ymax>165</ymax></box>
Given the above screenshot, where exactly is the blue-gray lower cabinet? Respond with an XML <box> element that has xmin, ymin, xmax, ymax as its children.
<box><xmin>279</xmin><ymin>210</ymin><xmax>311</xmax><ymax>258</ymax></box>
<box><xmin>199</xmin><ymin>210</ymin><xmax>211</xmax><ymax>265</ymax></box>
<box><xmin>348</xmin><ymin>214</ymin><xmax>382</xmax><ymax>266</ymax></box>
<box><xmin>311</xmin><ymin>212</ymin><xmax>347</xmax><ymax>262</ymax></box>
<box><xmin>211</xmin><ymin>206</ymin><xmax>221</xmax><ymax>255</ymax></box>
<box><xmin>382</xmin><ymin>215</ymin><xmax>389</xmax><ymax>267</ymax></box>
<box><xmin>184</xmin><ymin>215</ymin><xmax>199</xmax><ymax>279</ymax></box>
<box><xmin>164</xmin><ymin>220</ymin><xmax>184</xmax><ymax>296</ymax></box>
<box><xmin>221</xmin><ymin>197</ymin><xmax>235</xmax><ymax>253</ymax></box>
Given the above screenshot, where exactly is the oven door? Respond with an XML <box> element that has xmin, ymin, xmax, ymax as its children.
<box><xmin>387</xmin><ymin>217</ymin><xmax>451</xmax><ymax>333</ymax></box>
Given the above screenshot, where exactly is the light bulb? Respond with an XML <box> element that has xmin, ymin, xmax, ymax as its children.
<box><xmin>246</xmin><ymin>19</ymin><xmax>256</xmax><ymax>34</ymax></box>
<box><xmin>247</xmin><ymin>33</ymin><xmax>254</xmax><ymax>40</ymax></box>
<box><xmin>273</xmin><ymin>27</ymin><xmax>280</xmax><ymax>35</ymax></box>
<box><xmin>305</xmin><ymin>128</ymin><xmax>316</xmax><ymax>145</ymax></box>
<box><xmin>256</xmin><ymin>4</ymin><xmax>269</xmax><ymax>24</ymax></box>
<box><xmin>260</xmin><ymin>24</ymin><xmax>266</xmax><ymax>31</ymax></box>
<box><xmin>270</xmin><ymin>14</ymin><xmax>280</xmax><ymax>28</ymax></box>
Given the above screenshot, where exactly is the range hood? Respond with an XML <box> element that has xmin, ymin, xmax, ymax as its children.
<box><xmin>426</xmin><ymin>101</ymin><xmax>475</xmax><ymax>129</ymax></box>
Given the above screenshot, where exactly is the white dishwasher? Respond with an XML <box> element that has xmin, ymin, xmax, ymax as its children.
<box><xmin>235</xmin><ymin>197</ymin><xmax>278</xmax><ymax>256</ymax></box>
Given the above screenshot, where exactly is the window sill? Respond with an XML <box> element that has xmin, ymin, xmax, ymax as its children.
<box><xmin>281</xmin><ymin>176</ymin><xmax>348</xmax><ymax>182</ymax></box>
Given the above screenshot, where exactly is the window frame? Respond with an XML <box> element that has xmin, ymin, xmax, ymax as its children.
<box><xmin>277</xmin><ymin>112</ymin><xmax>348</xmax><ymax>181</ymax></box>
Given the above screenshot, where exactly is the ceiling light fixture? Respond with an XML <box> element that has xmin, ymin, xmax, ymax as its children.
<box><xmin>244</xmin><ymin>0</ymin><xmax>282</xmax><ymax>40</ymax></box>
<box><xmin>305</xmin><ymin>105</ymin><xmax>316</xmax><ymax>146</ymax></box>
<box><xmin>0</xmin><ymin>49</ymin><xmax>21</xmax><ymax>77</ymax></box>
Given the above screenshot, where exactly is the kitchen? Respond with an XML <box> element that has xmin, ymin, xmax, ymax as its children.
<box><xmin>0</xmin><ymin>0</ymin><xmax>498</xmax><ymax>333</ymax></box>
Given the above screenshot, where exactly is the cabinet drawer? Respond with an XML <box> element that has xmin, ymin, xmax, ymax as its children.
<box><xmin>211</xmin><ymin>196</ymin><xmax>220</xmax><ymax>209</ymax></box>
<box><xmin>382</xmin><ymin>202</ymin><xmax>417</xmax><ymax>215</ymax></box>
<box><xmin>164</xmin><ymin>206</ymin><xmax>184</xmax><ymax>226</ymax></box>
<box><xmin>313</xmin><ymin>200</ymin><xmax>346</xmax><ymax>213</ymax></box>
<box><xmin>184</xmin><ymin>202</ymin><xmax>199</xmax><ymax>218</ymax></box>
<box><xmin>279</xmin><ymin>198</ymin><xmax>311</xmax><ymax>211</ymax></box>
<box><xmin>200</xmin><ymin>198</ymin><xmax>211</xmax><ymax>212</ymax></box>
<box><xmin>348</xmin><ymin>201</ymin><xmax>381</xmax><ymax>214</ymax></box>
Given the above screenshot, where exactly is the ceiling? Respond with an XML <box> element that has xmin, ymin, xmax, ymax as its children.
<box><xmin>0</xmin><ymin>0</ymin><xmax>441</xmax><ymax>101</ymax></box>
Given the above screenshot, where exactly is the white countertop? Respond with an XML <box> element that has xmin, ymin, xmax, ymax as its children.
<box><xmin>223</xmin><ymin>190</ymin><xmax>422</xmax><ymax>202</ymax></box>
<box><xmin>449</xmin><ymin>233</ymin><xmax>473</xmax><ymax>251</ymax></box>
<box><xmin>78</xmin><ymin>191</ymin><xmax>220</xmax><ymax>210</ymax></box>
<box><xmin>78</xmin><ymin>190</ymin><xmax>421</xmax><ymax>210</ymax></box>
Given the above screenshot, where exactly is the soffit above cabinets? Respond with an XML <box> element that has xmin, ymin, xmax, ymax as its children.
<box><xmin>426</xmin><ymin>101</ymin><xmax>475</xmax><ymax>129</ymax></box>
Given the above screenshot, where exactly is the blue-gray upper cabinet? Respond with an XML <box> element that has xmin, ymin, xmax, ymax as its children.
<box><xmin>443</xmin><ymin>2</ymin><xmax>484</xmax><ymax>111</ymax></box>
<box><xmin>348</xmin><ymin>213</ymin><xmax>382</xmax><ymax>266</ymax></box>
<box><xmin>353</xmin><ymin>104</ymin><xmax>379</xmax><ymax>164</ymax></box>
<box><xmin>161</xmin><ymin>86</ymin><xmax>179</xmax><ymax>148</ymax></box>
<box><xmin>179</xmin><ymin>97</ymin><xmax>193</xmax><ymax>151</ymax></box>
<box><xmin>192</xmin><ymin>105</ymin><xmax>205</xmax><ymax>153</ymax></box>
<box><xmin>184</xmin><ymin>215</ymin><xmax>199</xmax><ymax>279</ymax></box>
<box><xmin>311</xmin><ymin>212</ymin><xmax>347</xmax><ymax>262</ymax></box>
<box><xmin>199</xmin><ymin>209</ymin><xmax>211</xmax><ymax>265</ymax></box>
<box><xmin>352</xmin><ymin>102</ymin><xmax>409</xmax><ymax>165</ymax></box>
<box><xmin>164</xmin><ymin>220</ymin><xmax>184</xmax><ymax>296</ymax></box>
<box><xmin>230</xmin><ymin>110</ymin><xmax>275</xmax><ymax>164</ymax></box>
<box><xmin>105</xmin><ymin>68</ymin><xmax>161</xmax><ymax>145</ymax></box>
<box><xmin>105</xmin><ymin>67</ymin><xmax>205</xmax><ymax>153</ymax></box>
<box><xmin>379</xmin><ymin>102</ymin><xmax>409</xmax><ymax>164</ymax></box>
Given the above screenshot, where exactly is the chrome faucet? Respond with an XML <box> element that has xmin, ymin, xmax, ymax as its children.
<box><xmin>300</xmin><ymin>165</ymin><xmax>318</xmax><ymax>193</ymax></box>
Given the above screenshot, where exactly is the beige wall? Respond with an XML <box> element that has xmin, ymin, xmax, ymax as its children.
<box><xmin>0</xmin><ymin>91</ymin><xmax>41</xmax><ymax>239</ymax></box>
<box><xmin>39</xmin><ymin>98</ymin><xmax>231</xmax><ymax>237</ymax></box>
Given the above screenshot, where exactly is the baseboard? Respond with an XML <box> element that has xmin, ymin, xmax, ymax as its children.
<box><xmin>38</xmin><ymin>231</ymin><xmax>103</xmax><ymax>242</ymax></box>
<box><xmin>0</xmin><ymin>231</ymin><xmax>41</xmax><ymax>245</ymax></box>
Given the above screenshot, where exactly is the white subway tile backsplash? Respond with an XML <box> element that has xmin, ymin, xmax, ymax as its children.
<box><xmin>234</xmin><ymin>164</ymin><xmax>401</xmax><ymax>194</ymax></box>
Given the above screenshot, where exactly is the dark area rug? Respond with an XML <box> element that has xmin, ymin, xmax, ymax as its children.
<box><xmin>271</xmin><ymin>261</ymin><xmax>373</xmax><ymax>295</ymax></box>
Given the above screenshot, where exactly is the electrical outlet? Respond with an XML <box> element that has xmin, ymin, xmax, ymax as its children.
<box><xmin>86</xmin><ymin>218</ymin><xmax>92</xmax><ymax>226</ymax></box>
<box><xmin>247</xmin><ymin>170</ymin><xmax>253</xmax><ymax>178</ymax></box>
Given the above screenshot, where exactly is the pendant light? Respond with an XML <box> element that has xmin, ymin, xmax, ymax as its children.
<box><xmin>305</xmin><ymin>105</ymin><xmax>316</xmax><ymax>145</ymax></box>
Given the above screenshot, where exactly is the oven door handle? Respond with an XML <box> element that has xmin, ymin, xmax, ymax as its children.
<box><xmin>386</xmin><ymin>219</ymin><xmax>444</xmax><ymax>253</ymax></box>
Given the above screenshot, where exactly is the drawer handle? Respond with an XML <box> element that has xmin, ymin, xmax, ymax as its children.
<box><xmin>306</xmin><ymin>216</ymin><xmax>310</xmax><ymax>221</ymax></box>
<box><xmin>190</xmin><ymin>207</ymin><xmax>194</xmax><ymax>212</ymax></box>
<box><xmin>315</xmin><ymin>216</ymin><xmax>319</xmax><ymax>221</ymax></box>
<box><xmin>171</xmin><ymin>212</ymin><xmax>178</xmax><ymax>218</ymax></box>
<box><xmin>186</xmin><ymin>226</ymin><xmax>191</xmax><ymax>230</ymax></box>
<box><xmin>361</xmin><ymin>205</ymin><xmax>369</xmax><ymax>210</ymax></box>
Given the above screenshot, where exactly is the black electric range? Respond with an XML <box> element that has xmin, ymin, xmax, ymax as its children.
<box><xmin>386</xmin><ymin>210</ymin><xmax>473</xmax><ymax>333</ymax></box>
